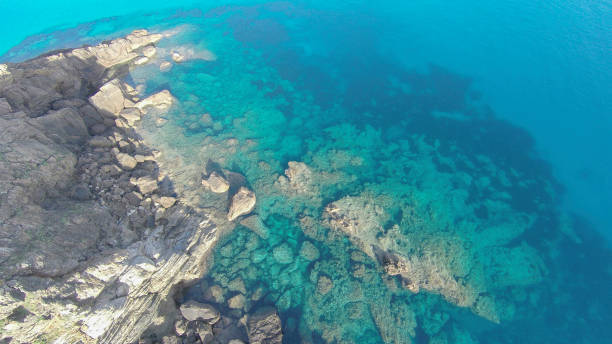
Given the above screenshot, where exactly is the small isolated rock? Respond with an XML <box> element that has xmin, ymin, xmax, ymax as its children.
<box><xmin>228</xmin><ymin>294</ymin><xmax>246</xmax><ymax>310</ymax></box>
<box><xmin>299</xmin><ymin>241</ymin><xmax>320</xmax><ymax>261</ymax></box>
<box><xmin>317</xmin><ymin>275</ymin><xmax>333</xmax><ymax>295</ymax></box>
<box><xmin>227</xmin><ymin>187</ymin><xmax>256</xmax><ymax>221</ymax></box>
<box><xmin>115</xmin><ymin>152</ymin><xmax>138</xmax><ymax>170</ymax></box>
<box><xmin>159</xmin><ymin>196</ymin><xmax>176</xmax><ymax>208</ymax></box>
<box><xmin>130</xmin><ymin>176</ymin><xmax>158</xmax><ymax>194</ymax></box>
<box><xmin>171</xmin><ymin>52</ymin><xmax>186</xmax><ymax>63</ymax></box>
<box><xmin>100</xmin><ymin>164</ymin><xmax>123</xmax><ymax>176</ymax></box>
<box><xmin>160</xmin><ymin>61</ymin><xmax>172</xmax><ymax>71</ymax></box>
<box><xmin>180</xmin><ymin>301</ymin><xmax>220</xmax><ymax>324</ymax></box>
<box><xmin>247</xmin><ymin>307</ymin><xmax>283</xmax><ymax>344</ymax></box>
<box><xmin>202</xmin><ymin>171</ymin><xmax>230</xmax><ymax>193</ymax></box>
<box><xmin>155</xmin><ymin>117</ymin><xmax>168</xmax><ymax>127</ymax></box>
<box><xmin>0</xmin><ymin>97</ymin><xmax>12</xmax><ymax>115</ymax></box>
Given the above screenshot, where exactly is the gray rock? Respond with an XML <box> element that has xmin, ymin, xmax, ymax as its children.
<box><xmin>89</xmin><ymin>80</ymin><xmax>126</xmax><ymax>117</ymax></box>
<box><xmin>115</xmin><ymin>152</ymin><xmax>138</xmax><ymax>170</ymax></box>
<box><xmin>30</xmin><ymin>107</ymin><xmax>89</xmax><ymax>145</ymax></box>
<box><xmin>193</xmin><ymin>321</ymin><xmax>214</xmax><ymax>344</ymax></box>
<box><xmin>227</xmin><ymin>187</ymin><xmax>256</xmax><ymax>221</ymax></box>
<box><xmin>89</xmin><ymin>136</ymin><xmax>115</xmax><ymax>148</ymax></box>
<box><xmin>90</xmin><ymin>123</ymin><xmax>107</xmax><ymax>135</ymax></box>
<box><xmin>228</xmin><ymin>294</ymin><xmax>246</xmax><ymax>310</ymax></box>
<box><xmin>123</xmin><ymin>191</ymin><xmax>143</xmax><ymax>206</ymax></box>
<box><xmin>159</xmin><ymin>196</ymin><xmax>176</xmax><ymax>208</ymax></box>
<box><xmin>79</xmin><ymin>104</ymin><xmax>105</xmax><ymax>127</ymax></box>
<box><xmin>100</xmin><ymin>164</ymin><xmax>123</xmax><ymax>176</ymax></box>
<box><xmin>71</xmin><ymin>184</ymin><xmax>91</xmax><ymax>200</ymax></box>
<box><xmin>247</xmin><ymin>307</ymin><xmax>283</xmax><ymax>344</ymax></box>
<box><xmin>119</xmin><ymin>107</ymin><xmax>142</xmax><ymax>126</ymax></box>
<box><xmin>179</xmin><ymin>301</ymin><xmax>220</xmax><ymax>324</ymax></box>
<box><xmin>130</xmin><ymin>176</ymin><xmax>158</xmax><ymax>194</ymax></box>
<box><xmin>202</xmin><ymin>171</ymin><xmax>230</xmax><ymax>193</ymax></box>
<box><xmin>0</xmin><ymin>97</ymin><xmax>12</xmax><ymax>115</ymax></box>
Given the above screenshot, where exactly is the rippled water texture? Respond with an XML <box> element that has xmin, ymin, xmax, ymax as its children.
<box><xmin>3</xmin><ymin>2</ymin><xmax>611</xmax><ymax>343</ymax></box>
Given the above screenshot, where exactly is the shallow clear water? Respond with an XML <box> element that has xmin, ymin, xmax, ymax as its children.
<box><xmin>2</xmin><ymin>2</ymin><xmax>611</xmax><ymax>343</ymax></box>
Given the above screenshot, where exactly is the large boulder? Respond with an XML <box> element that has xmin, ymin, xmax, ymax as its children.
<box><xmin>30</xmin><ymin>107</ymin><xmax>89</xmax><ymax>146</ymax></box>
<box><xmin>179</xmin><ymin>301</ymin><xmax>220</xmax><ymax>324</ymax></box>
<box><xmin>202</xmin><ymin>171</ymin><xmax>230</xmax><ymax>193</ymax></box>
<box><xmin>227</xmin><ymin>187</ymin><xmax>256</xmax><ymax>221</ymax></box>
<box><xmin>247</xmin><ymin>307</ymin><xmax>283</xmax><ymax>344</ymax></box>
<box><xmin>89</xmin><ymin>79</ymin><xmax>126</xmax><ymax>117</ymax></box>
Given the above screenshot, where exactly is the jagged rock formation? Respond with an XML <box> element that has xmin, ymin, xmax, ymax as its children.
<box><xmin>0</xmin><ymin>30</ymin><xmax>228</xmax><ymax>344</ymax></box>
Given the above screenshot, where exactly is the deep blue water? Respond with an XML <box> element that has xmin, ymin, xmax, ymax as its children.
<box><xmin>1</xmin><ymin>1</ymin><xmax>611</xmax><ymax>343</ymax></box>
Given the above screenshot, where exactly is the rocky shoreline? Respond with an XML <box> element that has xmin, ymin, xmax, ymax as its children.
<box><xmin>0</xmin><ymin>30</ymin><xmax>272</xmax><ymax>344</ymax></box>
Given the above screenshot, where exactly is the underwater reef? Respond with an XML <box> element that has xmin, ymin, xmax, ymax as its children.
<box><xmin>0</xmin><ymin>3</ymin><xmax>611</xmax><ymax>344</ymax></box>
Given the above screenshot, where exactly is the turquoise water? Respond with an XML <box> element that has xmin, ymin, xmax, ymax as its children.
<box><xmin>2</xmin><ymin>1</ymin><xmax>611</xmax><ymax>343</ymax></box>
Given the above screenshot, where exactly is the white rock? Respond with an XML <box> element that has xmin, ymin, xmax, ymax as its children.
<box><xmin>202</xmin><ymin>172</ymin><xmax>230</xmax><ymax>193</ymax></box>
<box><xmin>227</xmin><ymin>187</ymin><xmax>256</xmax><ymax>221</ymax></box>
<box><xmin>160</xmin><ymin>61</ymin><xmax>172</xmax><ymax>71</ymax></box>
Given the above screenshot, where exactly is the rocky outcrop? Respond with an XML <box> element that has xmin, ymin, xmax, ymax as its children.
<box><xmin>0</xmin><ymin>29</ymin><xmax>229</xmax><ymax>344</ymax></box>
<box><xmin>227</xmin><ymin>187</ymin><xmax>256</xmax><ymax>221</ymax></box>
<box><xmin>247</xmin><ymin>307</ymin><xmax>283</xmax><ymax>344</ymax></box>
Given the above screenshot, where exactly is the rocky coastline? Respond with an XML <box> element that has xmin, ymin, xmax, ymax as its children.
<box><xmin>0</xmin><ymin>30</ymin><xmax>271</xmax><ymax>344</ymax></box>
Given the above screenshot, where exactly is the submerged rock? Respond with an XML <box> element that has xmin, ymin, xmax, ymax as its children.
<box><xmin>316</xmin><ymin>275</ymin><xmax>333</xmax><ymax>295</ymax></box>
<box><xmin>179</xmin><ymin>301</ymin><xmax>220</xmax><ymax>324</ymax></box>
<box><xmin>272</xmin><ymin>243</ymin><xmax>294</xmax><ymax>265</ymax></box>
<box><xmin>227</xmin><ymin>187</ymin><xmax>256</xmax><ymax>221</ymax></box>
<box><xmin>228</xmin><ymin>294</ymin><xmax>246</xmax><ymax>310</ymax></box>
<box><xmin>247</xmin><ymin>307</ymin><xmax>283</xmax><ymax>344</ymax></box>
<box><xmin>130</xmin><ymin>176</ymin><xmax>158</xmax><ymax>194</ymax></box>
<box><xmin>299</xmin><ymin>241</ymin><xmax>320</xmax><ymax>261</ymax></box>
<box><xmin>135</xmin><ymin>90</ymin><xmax>174</xmax><ymax>111</ymax></box>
